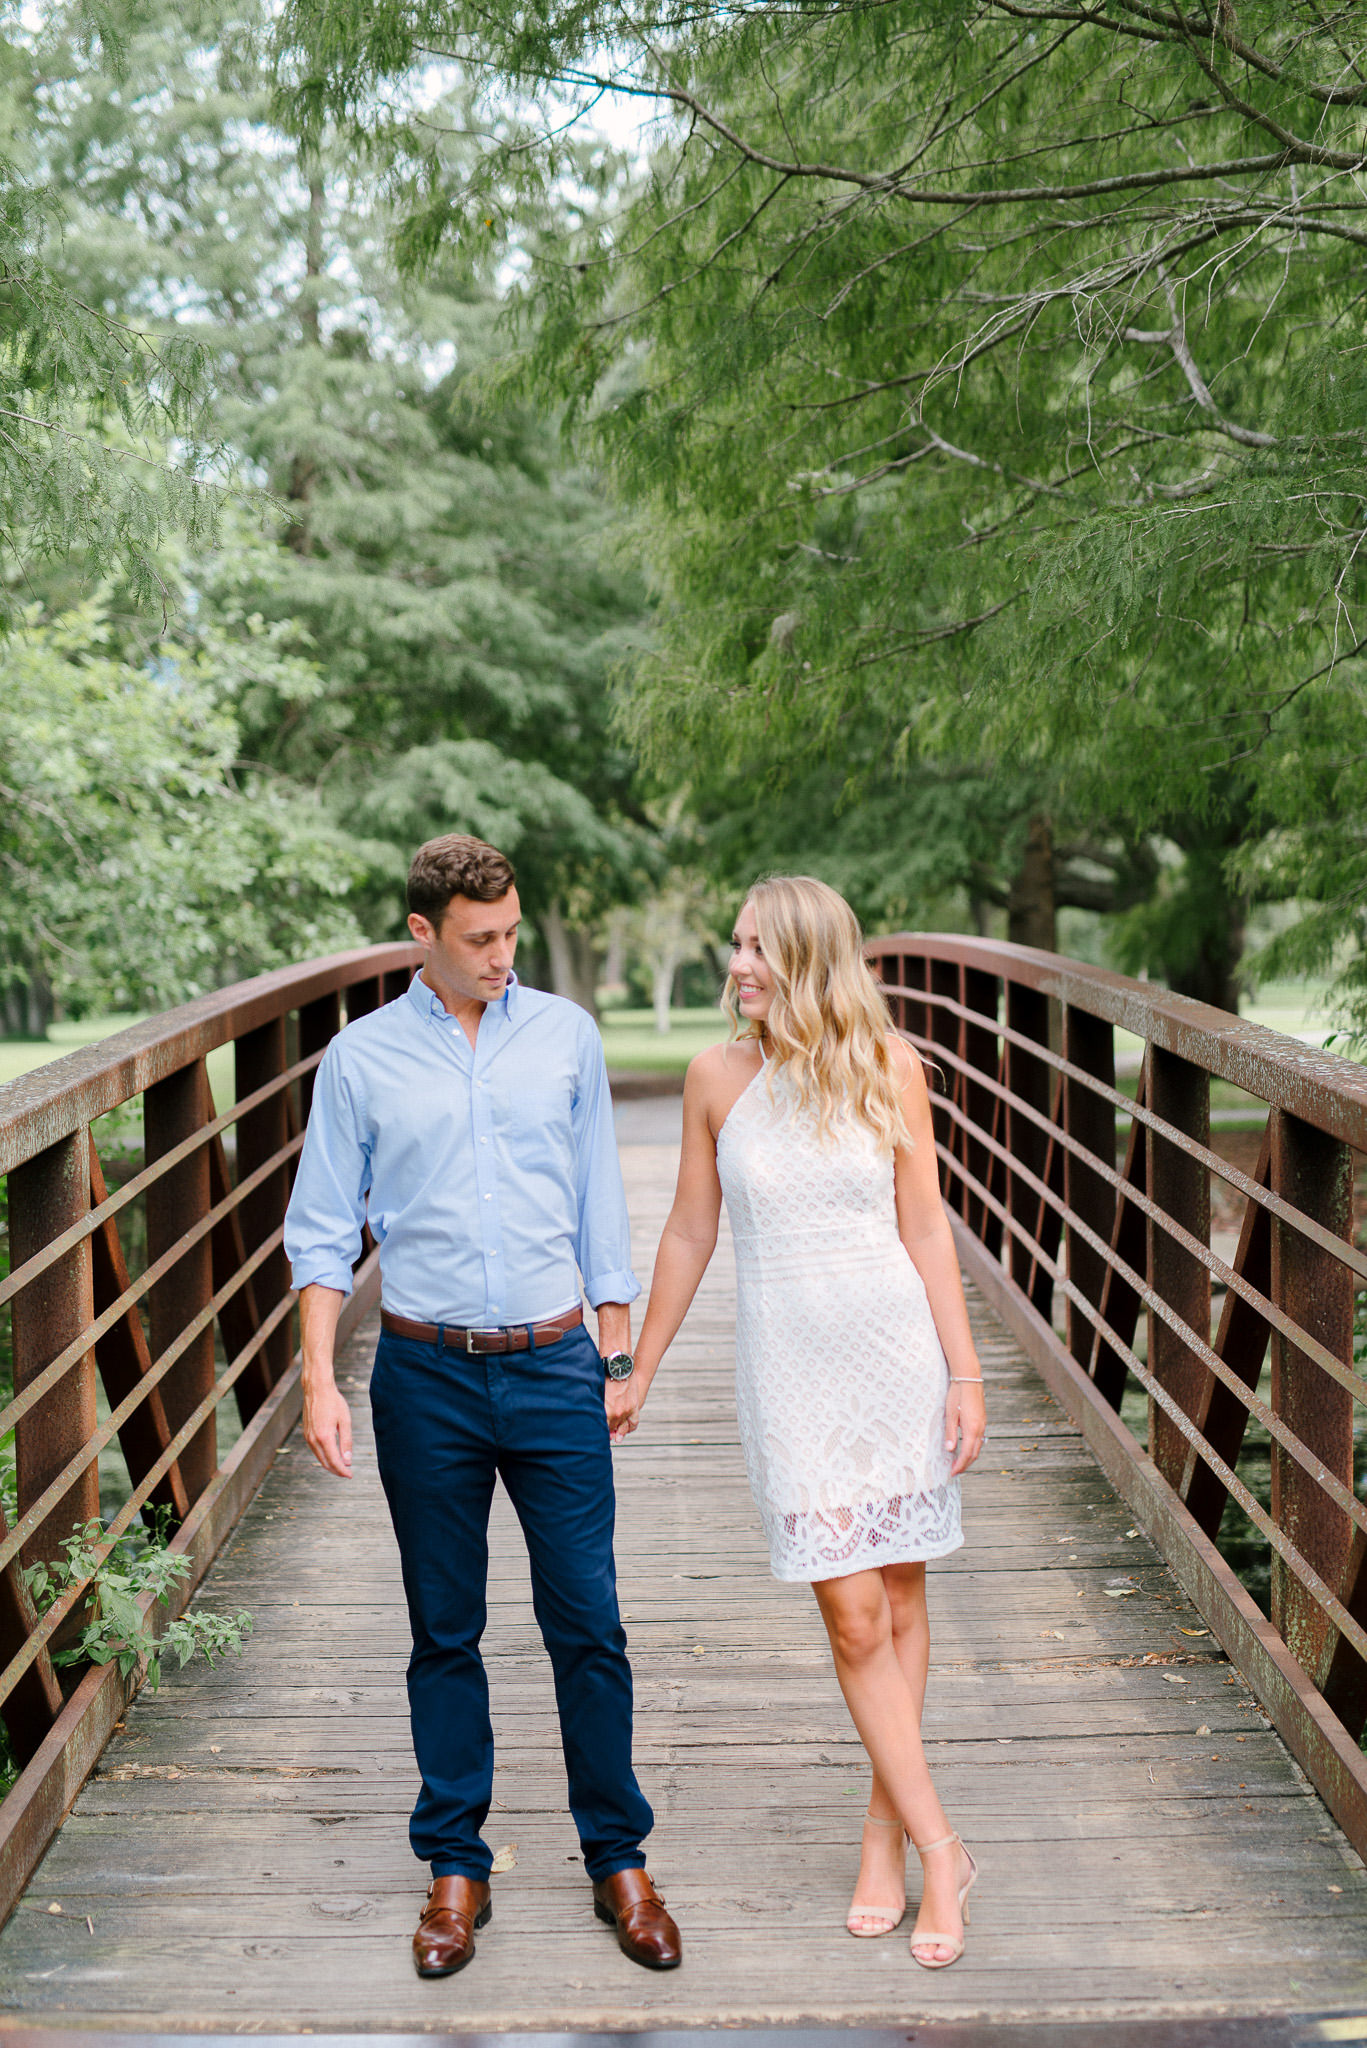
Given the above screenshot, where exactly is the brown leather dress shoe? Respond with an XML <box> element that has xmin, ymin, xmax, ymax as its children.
<box><xmin>412</xmin><ymin>1875</ymin><xmax>492</xmax><ymax>1977</ymax></box>
<box><xmin>592</xmin><ymin>1867</ymin><xmax>682</xmax><ymax>1969</ymax></box>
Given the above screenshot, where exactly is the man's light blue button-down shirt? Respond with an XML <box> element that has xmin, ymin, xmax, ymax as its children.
<box><xmin>284</xmin><ymin>972</ymin><xmax>640</xmax><ymax>1325</ymax></box>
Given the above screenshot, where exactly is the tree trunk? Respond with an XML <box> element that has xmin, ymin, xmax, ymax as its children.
<box><xmin>602</xmin><ymin>918</ymin><xmax>627</xmax><ymax>993</ymax></box>
<box><xmin>542</xmin><ymin>901</ymin><xmax>600</xmax><ymax>1019</ymax></box>
<box><xmin>285</xmin><ymin>166</ymin><xmax>325</xmax><ymax>556</ymax></box>
<box><xmin>1</xmin><ymin>972</ymin><xmax>52</xmax><ymax>1039</ymax></box>
<box><xmin>299</xmin><ymin>169</ymin><xmax>324</xmax><ymax>349</ymax></box>
<box><xmin>1149</xmin><ymin>815</ymin><xmax>1250</xmax><ymax>1016</ymax></box>
<box><xmin>1007</xmin><ymin>814</ymin><xmax>1057</xmax><ymax>953</ymax></box>
<box><xmin>652</xmin><ymin>960</ymin><xmax>675</xmax><ymax>1034</ymax></box>
<box><xmin>1168</xmin><ymin>851</ymin><xmax>1247</xmax><ymax>1016</ymax></box>
<box><xmin>25</xmin><ymin>972</ymin><xmax>53</xmax><ymax>1039</ymax></box>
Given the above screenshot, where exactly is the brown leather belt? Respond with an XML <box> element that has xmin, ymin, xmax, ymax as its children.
<box><xmin>380</xmin><ymin>1304</ymin><xmax>584</xmax><ymax>1355</ymax></box>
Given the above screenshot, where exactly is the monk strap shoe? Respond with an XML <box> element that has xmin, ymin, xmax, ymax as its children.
<box><xmin>412</xmin><ymin>1875</ymin><xmax>491</xmax><ymax>1977</ymax></box>
<box><xmin>592</xmin><ymin>1867</ymin><xmax>682</xmax><ymax>1969</ymax></box>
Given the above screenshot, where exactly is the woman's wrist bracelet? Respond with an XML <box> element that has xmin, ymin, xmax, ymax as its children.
<box><xmin>950</xmin><ymin>1376</ymin><xmax>984</xmax><ymax>1384</ymax></box>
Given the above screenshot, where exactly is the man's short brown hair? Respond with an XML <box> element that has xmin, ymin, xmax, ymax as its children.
<box><xmin>406</xmin><ymin>835</ymin><xmax>517</xmax><ymax>928</ymax></box>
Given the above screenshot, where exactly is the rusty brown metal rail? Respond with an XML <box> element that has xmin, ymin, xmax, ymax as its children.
<box><xmin>0</xmin><ymin>943</ymin><xmax>419</xmax><ymax>1919</ymax></box>
<box><xmin>869</xmin><ymin>934</ymin><xmax>1367</xmax><ymax>1858</ymax></box>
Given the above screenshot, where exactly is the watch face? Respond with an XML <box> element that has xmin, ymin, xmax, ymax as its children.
<box><xmin>604</xmin><ymin>1352</ymin><xmax>635</xmax><ymax>1381</ymax></box>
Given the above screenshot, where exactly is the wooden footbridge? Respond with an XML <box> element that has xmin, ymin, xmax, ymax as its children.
<box><xmin>0</xmin><ymin>939</ymin><xmax>1365</xmax><ymax>2032</ymax></box>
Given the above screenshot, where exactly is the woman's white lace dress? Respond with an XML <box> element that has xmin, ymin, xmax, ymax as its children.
<box><xmin>716</xmin><ymin>1062</ymin><xmax>963</xmax><ymax>1582</ymax></box>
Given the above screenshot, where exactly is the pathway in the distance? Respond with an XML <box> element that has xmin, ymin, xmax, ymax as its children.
<box><xmin>0</xmin><ymin>1096</ymin><xmax>1364</xmax><ymax>2028</ymax></box>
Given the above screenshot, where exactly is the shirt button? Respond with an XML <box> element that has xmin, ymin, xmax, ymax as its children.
<box><xmin>480</xmin><ymin>1137</ymin><xmax>488</xmax><ymax>1145</ymax></box>
<box><xmin>484</xmin><ymin>1193</ymin><xmax>492</xmax><ymax>1201</ymax></box>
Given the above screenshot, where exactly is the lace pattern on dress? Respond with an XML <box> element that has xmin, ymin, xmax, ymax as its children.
<box><xmin>718</xmin><ymin>1062</ymin><xmax>963</xmax><ymax>1582</ymax></box>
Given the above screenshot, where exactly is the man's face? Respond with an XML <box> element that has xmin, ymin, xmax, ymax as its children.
<box><xmin>409</xmin><ymin>887</ymin><xmax>521</xmax><ymax>1009</ymax></box>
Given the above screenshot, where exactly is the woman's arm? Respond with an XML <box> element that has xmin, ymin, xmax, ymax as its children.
<box><xmin>610</xmin><ymin>1054</ymin><xmax>726</xmax><ymax>1440</ymax></box>
<box><xmin>891</xmin><ymin>1041</ymin><xmax>988</xmax><ymax>1477</ymax></box>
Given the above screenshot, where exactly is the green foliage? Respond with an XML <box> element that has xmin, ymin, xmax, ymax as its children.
<box><xmin>0</xmin><ymin>3</ymin><xmax>239</xmax><ymax>619</ymax></box>
<box><xmin>271</xmin><ymin>0</ymin><xmax>1367</xmax><ymax>1017</ymax></box>
<box><xmin>22</xmin><ymin>1516</ymin><xmax>252</xmax><ymax>1691</ymax></box>
<box><xmin>4</xmin><ymin>0</ymin><xmax>659</xmax><ymax>978</ymax></box>
<box><xmin>1228</xmin><ymin>673</ymin><xmax>1367</xmax><ymax>1045</ymax></box>
<box><xmin>212</xmin><ymin>305</ymin><xmax>656</xmax><ymax>937</ymax></box>
<box><xmin>0</xmin><ymin>599</ymin><xmax>376</xmax><ymax>1027</ymax></box>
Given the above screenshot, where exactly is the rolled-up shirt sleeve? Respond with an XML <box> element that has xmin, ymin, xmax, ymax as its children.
<box><xmin>284</xmin><ymin>1041</ymin><xmax>373</xmax><ymax>1297</ymax></box>
<box><xmin>571</xmin><ymin>1016</ymin><xmax>641</xmax><ymax>1309</ymax></box>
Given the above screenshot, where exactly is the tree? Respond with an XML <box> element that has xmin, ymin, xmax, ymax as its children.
<box><xmin>0</xmin><ymin>601</ymin><xmax>372</xmax><ymax>1031</ymax></box>
<box><xmin>614</xmin><ymin>871</ymin><xmax>717</xmax><ymax>1031</ymax></box>
<box><xmin>14</xmin><ymin>0</ymin><xmax>658</xmax><ymax>1003</ymax></box>
<box><xmin>0</xmin><ymin>1</ymin><xmax>236</xmax><ymax>617</ymax></box>
<box><xmin>273</xmin><ymin>1</ymin><xmax>1367</xmax><ymax>1019</ymax></box>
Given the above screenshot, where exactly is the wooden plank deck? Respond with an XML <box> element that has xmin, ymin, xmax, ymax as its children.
<box><xmin>1</xmin><ymin>1097</ymin><xmax>1365</xmax><ymax>2031</ymax></box>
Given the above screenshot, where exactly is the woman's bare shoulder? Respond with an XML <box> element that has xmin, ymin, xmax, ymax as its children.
<box><xmin>687</xmin><ymin>1037</ymin><xmax>761</xmax><ymax>1092</ymax></box>
<box><xmin>686</xmin><ymin>1037</ymin><xmax>764</xmax><ymax>1132</ymax></box>
<box><xmin>888</xmin><ymin>1032</ymin><xmax>932</xmax><ymax>1093</ymax></box>
<box><xmin>887</xmin><ymin>1032</ymin><xmax>918</xmax><ymax>1076</ymax></box>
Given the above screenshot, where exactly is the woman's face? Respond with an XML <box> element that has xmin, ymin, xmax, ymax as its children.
<box><xmin>729</xmin><ymin>900</ymin><xmax>775</xmax><ymax>1026</ymax></box>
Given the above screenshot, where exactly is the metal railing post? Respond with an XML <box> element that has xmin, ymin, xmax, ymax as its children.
<box><xmin>1005</xmin><ymin>982</ymin><xmax>1050</xmax><ymax>1296</ymax></box>
<box><xmin>928</xmin><ymin>960</ymin><xmax>962</xmax><ymax>1214</ymax></box>
<box><xmin>234</xmin><ymin>1018</ymin><xmax>293</xmax><ymax>1403</ymax></box>
<box><xmin>1063</xmin><ymin>1008</ymin><xmax>1116</xmax><ymax>1372</ymax></box>
<box><xmin>298</xmin><ymin>992</ymin><xmax>342</xmax><ymax>1127</ymax></box>
<box><xmin>1269</xmin><ymin>1110</ymin><xmax>1354</xmax><ymax>1673</ymax></box>
<box><xmin>8</xmin><ymin>1132</ymin><xmax>100</xmax><ymax>1570</ymax></box>
<box><xmin>963</xmin><ymin>969</ymin><xmax>1001</xmax><ymax>1255</ymax></box>
<box><xmin>1146</xmin><ymin>1048</ymin><xmax>1211</xmax><ymax>1488</ymax></box>
<box><xmin>144</xmin><ymin>1061</ymin><xmax>216</xmax><ymax>1506</ymax></box>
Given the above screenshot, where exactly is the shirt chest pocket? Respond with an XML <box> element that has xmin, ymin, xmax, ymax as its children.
<box><xmin>498</xmin><ymin>1077</ymin><xmax>575</xmax><ymax>1146</ymax></box>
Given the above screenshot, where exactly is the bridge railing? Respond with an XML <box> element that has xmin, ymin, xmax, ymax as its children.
<box><xmin>870</xmin><ymin>935</ymin><xmax>1367</xmax><ymax>1858</ymax></box>
<box><xmin>0</xmin><ymin>943</ymin><xmax>419</xmax><ymax>1914</ymax></box>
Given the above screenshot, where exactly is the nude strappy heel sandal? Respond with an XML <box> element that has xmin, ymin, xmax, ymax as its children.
<box><xmin>846</xmin><ymin>1810</ymin><xmax>909</xmax><ymax>1937</ymax></box>
<box><xmin>909</xmin><ymin>1831</ymin><xmax>978</xmax><ymax>1970</ymax></box>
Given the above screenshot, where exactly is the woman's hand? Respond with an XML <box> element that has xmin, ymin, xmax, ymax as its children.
<box><xmin>946</xmin><ymin>1378</ymin><xmax>987</xmax><ymax>1476</ymax></box>
<box><xmin>606</xmin><ymin>1369</ymin><xmax>650</xmax><ymax>1444</ymax></box>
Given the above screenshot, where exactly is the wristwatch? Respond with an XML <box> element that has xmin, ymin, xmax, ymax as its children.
<box><xmin>602</xmin><ymin>1351</ymin><xmax>635</xmax><ymax>1381</ymax></box>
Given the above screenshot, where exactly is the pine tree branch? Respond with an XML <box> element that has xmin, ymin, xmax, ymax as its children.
<box><xmin>992</xmin><ymin>0</ymin><xmax>1367</xmax><ymax>104</ymax></box>
<box><xmin>555</xmin><ymin>67</ymin><xmax>1363</xmax><ymax>200</ymax></box>
<box><xmin>1122</xmin><ymin>272</ymin><xmax>1278</xmax><ymax>448</ymax></box>
<box><xmin>798</xmin><ymin>596</ymin><xmax>1024</xmax><ymax>682</ymax></box>
<box><xmin>1167</xmin><ymin>3</ymin><xmax>1348</xmax><ymax>165</ymax></box>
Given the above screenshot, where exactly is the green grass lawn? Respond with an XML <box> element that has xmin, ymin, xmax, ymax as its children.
<box><xmin>1110</xmin><ymin>979</ymin><xmax>1346</xmax><ymax>1069</ymax></box>
<box><xmin>0</xmin><ymin>979</ymin><xmax>1352</xmax><ymax>1101</ymax></box>
<box><xmin>0</xmin><ymin>1016</ymin><xmax>237</xmax><ymax>1111</ymax></box>
<box><xmin>0</xmin><ymin>1004</ymin><xmax>726</xmax><ymax>1096</ymax></box>
<box><xmin>600</xmin><ymin>1006</ymin><xmax>729</xmax><ymax>1073</ymax></box>
<box><xmin>0</xmin><ymin>1015</ymin><xmax>148</xmax><ymax>1089</ymax></box>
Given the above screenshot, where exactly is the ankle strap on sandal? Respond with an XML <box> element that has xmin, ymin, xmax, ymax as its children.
<box><xmin>913</xmin><ymin>1832</ymin><xmax>960</xmax><ymax>1858</ymax></box>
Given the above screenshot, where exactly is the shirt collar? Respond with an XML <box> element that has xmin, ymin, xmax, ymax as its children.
<box><xmin>405</xmin><ymin>968</ymin><xmax>520</xmax><ymax>1025</ymax></box>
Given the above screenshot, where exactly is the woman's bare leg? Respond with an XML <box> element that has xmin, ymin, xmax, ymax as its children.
<box><xmin>870</xmin><ymin>1562</ymin><xmax>930</xmax><ymax>1805</ymax></box>
<box><xmin>848</xmin><ymin>1565</ymin><xmax>929</xmax><ymax>1927</ymax></box>
<box><xmin>814</xmin><ymin>1567</ymin><xmax>969</xmax><ymax>1963</ymax></box>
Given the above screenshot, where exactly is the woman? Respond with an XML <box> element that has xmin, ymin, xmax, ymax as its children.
<box><xmin>614</xmin><ymin>876</ymin><xmax>988</xmax><ymax>1969</ymax></box>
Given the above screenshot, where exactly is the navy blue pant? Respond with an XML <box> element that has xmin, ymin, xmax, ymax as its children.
<box><xmin>369</xmin><ymin>1322</ymin><xmax>653</xmax><ymax>1882</ymax></box>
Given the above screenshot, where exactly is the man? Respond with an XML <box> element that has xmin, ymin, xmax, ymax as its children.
<box><xmin>283</xmin><ymin>833</ymin><xmax>680</xmax><ymax>1979</ymax></box>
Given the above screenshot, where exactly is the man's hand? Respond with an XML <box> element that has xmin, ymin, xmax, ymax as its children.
<box><xmin>304</xmin><ymin>1378</ymin><xmax>354</xmax><ymax>1477</ymax></box>
<box><xmin>606</xmin><ymin>1373</ymin><xmax>645</xmax><ymax>1445</ymax></box>
<box><xmin>299</xmin><ymin>1283</ymin><xmax>352</xmax><ymax>1478</ymax></box>
<box><xmin>595</xmin><ymin>1298</ymin><xmax>639</xmax><ymax>1442</ymax></box>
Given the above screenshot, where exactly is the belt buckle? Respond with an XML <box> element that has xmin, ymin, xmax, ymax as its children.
<box><xmin>464</xmin><ymin>1327</ymin><xmax>479</xmax><ymax>1356</ymax></box>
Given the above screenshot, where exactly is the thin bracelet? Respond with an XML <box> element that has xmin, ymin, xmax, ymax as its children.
<box><xmin>950</xmin><ymin>1376</ymin><xmax>983</xmax><ymax>1384</ymax></box>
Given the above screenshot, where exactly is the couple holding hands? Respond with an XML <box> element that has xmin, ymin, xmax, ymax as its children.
<box><xmin>283</xmin><ymin>834</ymin><xmax>988</xmax><ymax>1984</ymax></box>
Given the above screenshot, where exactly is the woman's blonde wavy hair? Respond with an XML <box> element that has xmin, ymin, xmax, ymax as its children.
<box><xmin>722</xmin><ymin>875</ymin><xmax>910</xmax><ymax>1154</ymax></box>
